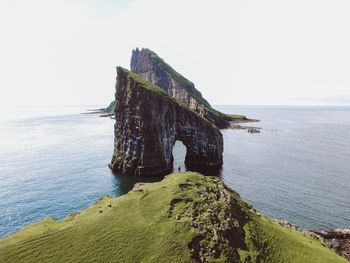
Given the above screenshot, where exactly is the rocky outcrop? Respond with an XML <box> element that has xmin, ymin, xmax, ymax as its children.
<box><xmin>130</xmin><ymin>48</ymin><xmax>241</xmax><ymax>128</ymax></box>
<box><xmin>109</xmin><ymin>67</ymin><xmax>223</xmax><ymax>176</ymax></box>
<box><xmin>312</xmin><ymin>229</ymin><xmax>350</xmax><ymax>260</ymax></box>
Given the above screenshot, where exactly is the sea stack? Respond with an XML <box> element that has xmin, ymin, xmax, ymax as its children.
<box><xmin>130</xmin><ymin>48</ymin><xmax>237</xmax><ymax>128</ymax></box>
<box><xmin>109</xmin><ymin>67</ymin><xmax>223</xmax><ymax>176</ymax></box>
<box><xmin>105</xmin><ymin>48</ymin><xmax>247</xmax><ymax>128</ymax></box>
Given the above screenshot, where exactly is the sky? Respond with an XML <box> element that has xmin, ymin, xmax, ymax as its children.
<box><xmin>0</xmin><ymin>0</ymin><xmax>349</xmax><ymax>106</ymax></box>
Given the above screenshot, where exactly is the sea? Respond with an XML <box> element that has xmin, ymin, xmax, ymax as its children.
<box><xmin>0</xmin><ymin>105</ymin><xmax>349</xmax><ymax>237</ymax></box>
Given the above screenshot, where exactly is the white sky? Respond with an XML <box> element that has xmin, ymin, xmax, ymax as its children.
<box><xmin>0</xmin><ymin>0</ymin><xmax>349</xmax><ymax>106</ymax></box>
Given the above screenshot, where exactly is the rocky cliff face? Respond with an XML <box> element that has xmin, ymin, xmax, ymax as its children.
<box><xmin>109</xmin><ymin>67</ymin><xmax>223</xmax><ymax>176</ymax></box>
<box><xmin>130</xmin><ymin>48</ymin><xmax>236</xmax><ymax>128</ymax></box>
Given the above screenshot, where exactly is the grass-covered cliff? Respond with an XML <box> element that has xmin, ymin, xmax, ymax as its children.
<box><xmin>131</xmin><ymin>48</ymin><xmax>250</xmax><ymax>128</ymax></box>
<box><xmin>0</xmin><ymin>173</ymin><xmax>346</xmax><ymax>263</ymax></box>
<box><xmin>105</xmin><ymin>48</ymin><xmax>249</xmax><ymax>128</ymax></box>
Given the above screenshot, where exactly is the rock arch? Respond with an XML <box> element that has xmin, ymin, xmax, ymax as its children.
<box><xmin>172</xmin><ymin>140</ymin><xmax>187</xmax><ymax>172</ymax></box>
<box><xmin>109</xmin><ymin>67</ymin><xmax>223</xmax><ymax>176</ymax></box>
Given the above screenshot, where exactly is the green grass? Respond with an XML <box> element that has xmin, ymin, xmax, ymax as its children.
<box><xmin>243</xmin><ymin>214</ymin><xmax>347</xmax><ymax>263</ymax></box>
<box><xmin>148</xmin><ymin>51</ymin><xmax>192</xmax><ymax>87</ymax></box>
<box><xmin>0</xmin><ymin>173</ymin><xmax>347</xmax><ymax>263</ymax></box>
<box><xmin>225</xmin><ymin>113</ymin><xmax>247</xmax><ymax>120</ymax></box>
<box><xmin>148</xmin><ymin>50</ymin><xmax>212</xmax><ymax>108</ymax></box>
<box><xmin>120</xmin><ymin>67</ymin><xmax>174</xmax><ymax>100</ymax></box>
<box><xmin>146</xmin><ymin>50</ymin><xmax>248</xmax><ymax>127</ymax></box>
<box><xmin>0</xmin><ymin>174</ymin><xmax>197</xmax><ymax>263</ymax></box>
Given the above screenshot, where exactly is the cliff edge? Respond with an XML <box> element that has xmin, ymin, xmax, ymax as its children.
<box><xmin>0</xmin><ymin>173</ymin><xmax>347</xmax><ymax>263</ymax></box>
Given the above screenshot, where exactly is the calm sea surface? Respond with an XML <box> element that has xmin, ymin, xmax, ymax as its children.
<box><xmin>0</xmin><ymin>105</ymin><xmax>349</xmax><ymax>237</ymax></box>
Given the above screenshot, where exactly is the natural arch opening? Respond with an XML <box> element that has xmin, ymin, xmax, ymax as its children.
<box><xmin>110</xmin><ymin>66</ymin><xmax>223</xmax><ymax>176</ymax></box>
<box><xmin>172</xmin><ymin>140</ymin><xmax>187</xmax><ymax>173</ymax></box>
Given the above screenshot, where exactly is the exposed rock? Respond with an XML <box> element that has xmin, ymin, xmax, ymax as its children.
<box><xmin>311</xmin><ymin>229</ymin><xmax>350</xmax><ymax>260</ymax></box>
<box><xmin>172</xmin><ymin>176</ymin><xmax>251</xmax><ymax>262</ymax></box>
<box><xmin>314</xmin><ymin>229</ymin><xmax>350</xmax><ymax>239</ymax></box>
<box><xmin>247</xmin><ymin>127</ymin><xmax>261</xmax><ymax>134</ymax></box>
<box><xmin>130</xmin><ymin>48</ymin><xmax>242</xmax><ymax>128</ymax></box>
<box><xmin>103</xmin><ymin>48</ymin><xmax>257</xmax><ymax>128</ymax></box>
<box><xmin>336</xmin><ymin>239</ymin><xmax>350</xmax><ymax>261</ymax></box>
<box><xmin>109</xmin><ymin>67</ymin><xmax>223</xmax><ymax>176</ymax></box>
<box><xmin>274</xmin><ymin>221</ymin><xmax>350</xmax><ymax>261</ymax></box>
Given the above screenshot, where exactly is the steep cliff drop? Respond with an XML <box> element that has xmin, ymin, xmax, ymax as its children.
<box><xmin>109</xmin><ymin>67</ymin><xmax>223</xmax><ymax>176</ymax></box>
<box><xmin>105</xmin><ymin>48</ymin><xmax>249</xmax><ymax>128</ymax></box>
<box><xmin>130</xmin><ymin>48</ymin><xmax>240</xmax><ymax>128</ymax></box>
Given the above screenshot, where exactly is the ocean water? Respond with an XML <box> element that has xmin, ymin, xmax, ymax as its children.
<box><xmin>0</xmin><ymin>105</ymin><xmax>349</xmax><ymax>237</ymax></box>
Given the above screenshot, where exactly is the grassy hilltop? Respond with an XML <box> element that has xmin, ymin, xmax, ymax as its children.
<box><xmin>0</xmin><ymin>173</ymin><xmax>347</xmax><ymax>263</ymax></box>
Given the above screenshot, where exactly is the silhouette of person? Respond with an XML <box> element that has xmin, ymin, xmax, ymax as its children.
<box><xmin>178</xmin><ymin>166</ymin><xmax>181</xmax><ymax>173</ymax></box>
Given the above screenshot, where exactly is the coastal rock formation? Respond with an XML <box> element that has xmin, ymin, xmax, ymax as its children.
<box><xmin>130</xmin><ymin>48</ymin><xmax>239</xmax><ymax>128</ymax></box>
<box><xmin>312</xmin><ymin>229</ymin><xmax>350</xmax><ymax>260</ymax></box>
<box><xmin>109</xmin><ymin>67</ymin><xmax>223</xmax><ymax>176</ymax></box>
<box><xmin>103</xmin><ymin>48</ymin><xmax>249</xmax><ymax>128</ymax></box>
